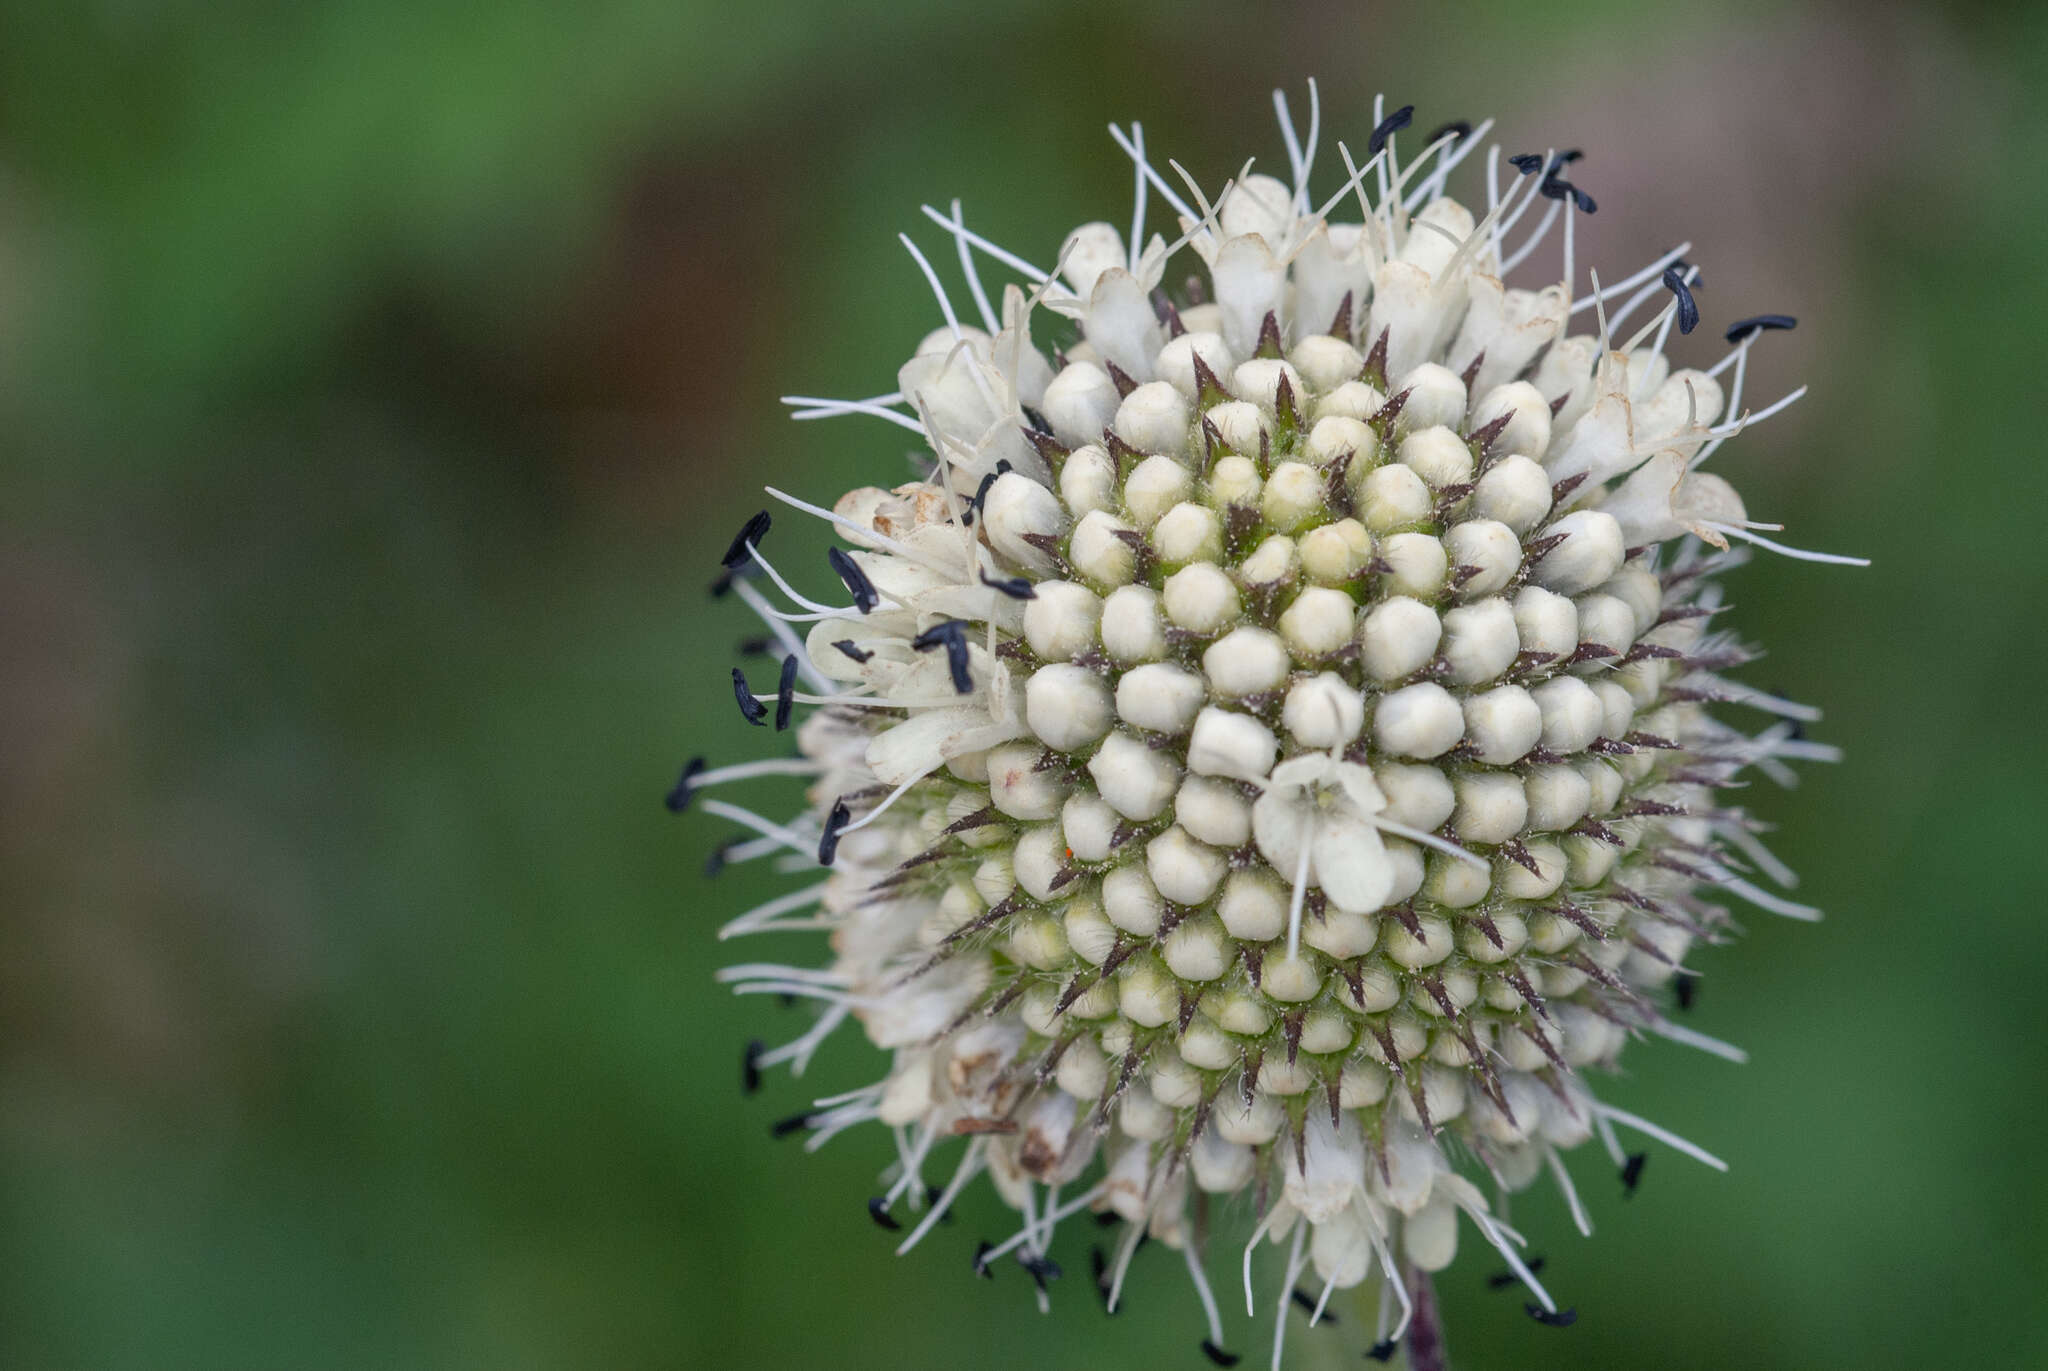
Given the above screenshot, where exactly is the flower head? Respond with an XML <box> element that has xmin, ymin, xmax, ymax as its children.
<box><xmin>683</xmin><ymin>85</ymin><xmax>1860</xmax><ymax>1365</ymax></box>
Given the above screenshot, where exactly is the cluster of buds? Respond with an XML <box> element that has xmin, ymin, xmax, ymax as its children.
<box><xmin>680</xmin><ymin>87</ymin><xmax>1858</xmax><ymax>1367</ymax></box>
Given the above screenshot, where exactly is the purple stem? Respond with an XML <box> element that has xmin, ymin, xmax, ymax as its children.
<box><xmin>1404</xmin><ymin>1266</ymin><xmax>1449</xmax><ymax>1371</ymax></box>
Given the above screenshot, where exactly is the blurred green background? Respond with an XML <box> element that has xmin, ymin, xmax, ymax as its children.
<box><xmin>3</xmin><ymin>1</ymin><xmax>2044</xmax><ymax>1368</ymax></box>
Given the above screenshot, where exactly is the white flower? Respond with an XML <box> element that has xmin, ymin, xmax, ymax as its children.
<box><xmin>687</xmin><ymin>83</ymin><xmax>1860</xmax><ymax>1367</ymax></box>
<box><xmin>1253</xmin><ymin>753</ymin><xmax>1393</xmax><ymax>930</ymax></box>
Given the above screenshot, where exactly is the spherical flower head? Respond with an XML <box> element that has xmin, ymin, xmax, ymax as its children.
<box><xmin>683</xmin><ymin>85</ymin><xmax>1862</xmax><ymax>1366</ymax></box>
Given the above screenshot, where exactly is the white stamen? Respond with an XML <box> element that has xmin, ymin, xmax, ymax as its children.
<box><xmin>1593</xmin><ymin>1111</ymin><xmax>1627</xmax><ymax>1167</ymax></box>
<box><xmin>1107</xmin><ymin>123</ymin><xmax>1199</xmax><ymax>226</ymax></box>
<box><xmin>1651</xmin><ymin>1018</ymin><xmax>1751</xmax><ymax>1064</ymax></box>
<box><xmin>1544</xmin><ymin>1148</ymin><xmax>1594</xmax><ymax>1237</ymax></box>
<box><xmin>1104</xmin><ymin>1207</ymin><xmax>1148</xmax><ymax>1312</ymax></box>
<box><xmin>1168</xmin><ymin>156</ymin><xmax>1249</xmax><ymax>248</ymax></box>
<box><xmin>717</xmin><ymin>880</ymin><xmax>832</xmax><ymax>940</ymax></box>
<box><xmin>1463</xmin><ymin>1200</ymin><xmax>1557</xmax><ymax>1312</ymax></box>
<box><xmin>1698</xmin><ymin>860</ymin><xmax>1825</xmax><ymax>919</ymax></box>
<box><xmin>717</xmin><ymin>961</ymin><xmax>850</xmax><ymax>988</ymax></box>
<box><xmin>916</xmin><ymin>204</ymin><xmax>1062</xmax><ymax>290</ymax></box>
<box><xmin>783</xmin><ymin>394</ymin><xmax>925</xmax><ymax>434</ymax></box>
<box><xmin>1572</xmin><ymin>243</ymin><xmax>1694</xmax><ymax>314</ymax></box>
<box><xmin>1717</xmin><ymin>822</ymin><xmax>1800</xmax><ymax>888</ymax></box>
<box><xmin>1016</xmin><ymin>1183</ymin><xmax>1051</xmax><ymax>1313</ymax></box>
<box><xmin>691</xmin><ymin>757</ymin><xmax>821</xmax><ymax>788</ymax></box>
<box><xmin>883</xmin><ymin>1121</ymin><xmax>943</xmax><ymax>1207</ymax></box>
<box><xmin>1360</xmin><ymin>1197</ymin><xmax>1413</xmax><ymax>1340</ymax></box>
<box><xmin>809</xmin><ymin>1081</ymin><xmax>886</xmax><ymax>1110</ymax></box>
<box><xmin>1127</xmin><ymin>124</ymin><xmax>1149</xmax><ymax>272</ymax></box>
<box><xmin>897</xmin><ymin>1140</ymin><xmax>986</xmax><ymax>1254</ymax></box>
<box><xmin>1493</xmin><ymin>147</ymin><xmax>1556</xmax><ymax>242</ymax></box>
<box><xmin>1769</xmin><ymin>737</ymin><xmax>1846</xmax><ymax>764</ymax></box>
<box><xmin>1309</xmin><ymin>1273</ymin><xmax>1338</xmax><ymax>1326</ymax></box>
<box><xmin>1268</xmin><ymin>1221</ymin><xmax>1309</xmax><ymax>1371</ymax></box>
<box><xmin>795</xmin><ymin>1081</ymin><xmax>873</xmax><ymax>1141</ymax></box>
<box><xmin>1702</xmin><ymin>680</ymin><xmax>1823</xmax><ymax>723</ymax></box>
<box><xmin>730</xmin><ymin>577</ymin><xmax>832</xmax><ymax>692</ymax></box>
<box><xmin>1561</xmin><ymin>188</ymin><xmax>1577</xmax><ymax>304</ymax></box>
<box><xmin>1274</xmin><ymin>88</ymin><xmax>1309</xmax><ymax>212</ymax></box>
<box><xmin>738</xmin><ymin>542</ymin><xmax>845</xmax><ymax>615</ymax></box>
<box><xmin>697</xmin><ymin>798</ymin><xmax>815</xmax><ymax>858</ymax></box>
<box><xmin>1704</xmin><ymin>522</ymin><xmax>1870</xmax><ymax>567</ymax></box>
<box><xmin>781</xmin><ymin>389</ymin><xmax>907</xmax><ymax>409</ymax></box>
<box><xmin>1707</xmin><ymin>384</ymin><xmax>1809</xmax><ymax>439</ymax></box>
<box><xmin>900</xmin><ymin>231</ymin><xmax>969</xmax><ymax>346</ymax></box>
<box><xmin>1485</xmin><ymin>145</ymin><xmax>1503</xmax><ymax>260</ymax></box>
<box><xmin>1286</xmin><ymin>828</ymin><xmax>1313</xmax><ymax>960</ymax></box>
<box><xmin>727</xmin><ymin>980</ymin><xmax>855</xmax><ymax>1005</ymax></box>
<box><xmin>1299</xmin><ymin>80</ymin><xmax>1323</xmax><ymax>209</ymax></box>
<box><xmin>1318</xmin><ymin>141</ymin><xmax>1391</xmax><ymax>225</ymax></box>
<box><xmin>1241</xmin><ymin>1202</ymin><xmax>1289</xmax><ymax>1315</ymax></box>
<box><xmin>741</xmin><ymin>605</ymin><xmax>863</xmax><ymax>626</ymax></box>
<box><xmin>1406</xmin><ymin>118</ymin><xmax>1496</xmax><ymax>212</ymax></box>
<box><xmin>752</xmin><ymin>688</ymin><xmax>922</xmax><ymax>710</ymax></box>
<box><xmin>1704</xmin><ymin>336</ymin><xmax>1751</xmax><ymax>381</ymax></box>
<box><xmin>936</xmin><ymin>200</ymin><xmax>997</xmax><ymax>334</ymax></box>
<box><xmin>1372</xmin><ymin>95</ymin><xmax>1392</xmax><ymax>208</ymax></box>
<box><xmin>834</xmin><ymin>761</ymin><xmax>948</xmax><ymax>838</ymax></box>
<box><xmin>762</xmin><ymin>485</ymin><xmax>956</xmax><ymax>574</ymax></box>
<box><xmin>1497</xmin><ymin>198</ymin><xmax>1561</xmax><ymax>277</ymax></box>
<box><xmin>1184</xmin><ymin>1241</ymin><xmax>1229</xmax><ymax>1348</ymax></box>
<box><xmin>976</xmin><ymin>1182</ymin><xmax>1108</xmax><ymax>1266</ymax></box>
<box><xmin>706</xmin><ymin>831</ymin><xmax>780</xmax><ymax>869</ymax></box>
<box><xmin>1376</xmin><ymin>818</ymin><xmax>1489</xmax><ymax>870</ymax></box>
<box><xmin>1606</xmin><ymin>270</ymin><xmax>1679</xmax><ymax>341</ymax></box>
<box><xmin>1591</xmin><ymin>1101</ymin><xmax>1730</xmax><ymax>1171</ymax></box>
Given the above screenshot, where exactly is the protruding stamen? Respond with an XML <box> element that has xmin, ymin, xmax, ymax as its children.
<box><xmin>1663</xmin><ymin>266</ymin><xmax>1700</xmax><ymax>335</ymax></box>
<box><xmin>1724</xmin><ymin>313</ymin><xmax>1797</xmax><ymax>342</ymax></box>
<box><xmin>817</xmin><ymin>799</ymin><xmax>852</xmax><ymax>865</ymax></box>
<box><xmin>731</xmin><ymin>667</ymin><xmax>768</xmax><ymax>726</ymax></box>
<box><xmin>782</xmin><ymin>392</ymin><xmax>924</xmax><ymax>434</ymax></box>
<box><xmin>1590</xmin><ymin>1101</ymin><xmax>1729</xmax><ymax>1171</ymax></box>
<box><xmin>723</xmin><ymin>510</ymin><xmax>772</xmax><ymax>569</ymax></box>
<box><xmin>1367</xmin><ymin>103</ymin><xmax>1414</xmax><ymax>157</ymax></box>
<box><xmin>911</xmin><ymin>619</ymin><xmax>975</xmax><ymax>693</ymax></box>
<box><xmin>827</xmin><ymin>547</ymin><xmax>880</xmax><ymax>614</ymax></box>
<box><xmin>664</xmin><ymin>756</ymin><xmax>707</xmax><ymax>813</ymax></box>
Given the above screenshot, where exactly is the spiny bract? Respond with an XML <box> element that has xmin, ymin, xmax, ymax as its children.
<box><xmin>684</xmin><ymin>87</ymin><xmax>1857</xmax><ymax>1368</ymax></box>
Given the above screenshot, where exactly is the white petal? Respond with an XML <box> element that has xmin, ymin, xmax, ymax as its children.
<box><xmin>1308</xmin><ymin>1206</ymin><xmax>1374</xmax><ymax>1288</ymax></box>
<box><xmin>1598</xmin><ymin>450</ymin><xmax>1688</xmax><ymax>544</ymax></box>
<box><xmin>1673</xmin><ymin>471</ymin><xmax>1748</xmax><ymax>539</ymax></box>
<box><xmin>1292</xmin><ymin>223</ymin><xmax>1376</xmax><ymax>342</ymax></box>
<box><xmin>1282</xmin><ymin>1111</ymin><xmax>1367</xmax><ymax>1225</ymax></box>
<box><xmin>1082</xmin><ymin>268</ymin><xmax>1163</xmax><ymax>381</ymax></box>
<box><xmin>1544</xmin><ymin>355</ymin><xmax>1637</xmax><ymax>486</ymax></box>
<box><xmin>1311</xmin><ymin>810</ymin><xmax>1395</xmax><ymax>914</ymax></box>
<box><xmin>1449</xmin><ymin>279</ymin><xmax>1568</xmax><ymax>397</ymax></box>
<box><xmin>1212</xmin><ymin>234</ymin><xmax>1287</xmax><ymax>357</ymax></box>
<box><xmin>897</xmin><ymin>345</ymin><xmax>999</xmax><ymax>447</ymax></box>
<box><xmin>1367</xmin><ymin>260</ymin><xmax>1441</xmax><ymax>380</ymax></box>
<box><xmin>1331</xmin><ymin>759</ymin><xmax>1388</xmax><ymax>819</ymax></box>
<box><xmin>995</xmin><ymin>284</ymin><xmax>1055</xmax><ymax>408</ymax></box>
<box><xmin>1267</xmin><ymin>753</ymin><xmax>1330</xmax><ymax>790</ymax></box>
<box><xmin>1217</xmin><ymin>174</ymin><xmax>1293</xmax><ymax>244</ymax></box>
<box><xmin>1251</xmin><ymin>789</ymin><xmax>1308</xmax><ymax>869</ymax></box>
<box><xmin>1060</xmin><ymin>222</ymin><xmax>1127</xmax><ymax>300</ymax></box>
<box><xmin>1374</xmin><ymin>1124</ymin><xmax>1442</xmax><ymax>1216</ymax></box>
<box><xmin>865</xmin><ymin>706</ymin><xmax>1019</xmax><ymax>785</ymax></box>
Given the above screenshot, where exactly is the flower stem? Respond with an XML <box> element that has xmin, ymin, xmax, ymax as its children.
<box><xmin>1404</xmin><ymin>1266</ymin><xmax>1449</xmax><ymax>1371</ymax></box>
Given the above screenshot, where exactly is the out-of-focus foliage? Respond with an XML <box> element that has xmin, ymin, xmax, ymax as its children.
<box><xmin>2</xmin><ymin>2</ymin><xmax>2044</xmax><ymax>1369</ymax></box>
